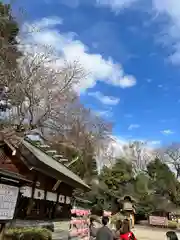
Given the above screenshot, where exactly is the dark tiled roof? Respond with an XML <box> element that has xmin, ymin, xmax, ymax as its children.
<box><xmin>0</xmin><ymin>128</ymin><xmax>90</xmax><ymax>191</ymax></box>
<box><xmin>0</xmin><ymin>167</ymin><xmax>32</xmax><ymax>183</ymax></box>
<box><xmin>22</xmin><ymin>140</ymin><xmax>90</xmax><ymax>191</ymax></box>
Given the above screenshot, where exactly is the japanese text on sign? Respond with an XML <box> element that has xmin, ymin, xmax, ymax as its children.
<box><xmin>0</xmin><ymin>184</ymin><xmax>19</xmax><ymax>220</ymax></box>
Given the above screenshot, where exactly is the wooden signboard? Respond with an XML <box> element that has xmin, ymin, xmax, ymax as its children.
<box><xmin>149</xmin><ymin>216</ymin><xmax>168</xmax><ymax>227</ymax></box>
<box><xmin>0</xmin><ymin>184</ymin><xmax>19</xmax><ymax>220</ymax></box>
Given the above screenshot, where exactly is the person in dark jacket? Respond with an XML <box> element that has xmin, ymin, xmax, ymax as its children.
<box><xmin>90</xmin><ymin>217</ymin><xmax>97</xmax><ymax>240</ymax></box>
<box><xmin>166</xmin><ymin>231</ymin><xmax>178</xmax><ymax>240</ymax></box>
<box><xmin>96</xmin><ymin>216</ymin><xmax>113</xmax><ymax>240</ymax></box>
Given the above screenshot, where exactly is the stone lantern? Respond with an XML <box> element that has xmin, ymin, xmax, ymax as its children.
<box><xmin>118</xmin><ymin>196</ymin><xmax>136</xmax><ymax>229</ymax></box>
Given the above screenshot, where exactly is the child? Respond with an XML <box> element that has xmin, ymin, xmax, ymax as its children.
<box><xmin>120</xmin><ymin>219</ymin><xmax>136</xmax><ymax>240</ymax></box>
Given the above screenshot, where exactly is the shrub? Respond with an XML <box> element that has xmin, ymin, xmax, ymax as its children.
<box><xmin>5</xmin><ymin>227</ymin><xmax>52</xmax><ymax>240</ymax></box>
<box><xmin>41</xmin><ymin>223</ymin><xmax>54</xmax><ymax>232</ymax></box>
<box><xmin>168</xmin><ymin>221</ymin><xmax>178</xmax><ymax>229</ymax></box>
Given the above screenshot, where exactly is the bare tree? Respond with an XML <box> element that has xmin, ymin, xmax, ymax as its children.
<box><xmin>47</xmin><ymin>103</ymin><xmax>112</xmax><ymax>179</ymax></box>
<box><xmin>48</xmin><ymin>99</ymin><xmax>112</xmax><ymax>150</ymax></box>
<box><xmin>163</xmin><ymin>143</ymin><xmax>180</xmax><ymax>179</ymax></box>
<box><xmin>123</xmin><ymin>141</ymin><xmax>153</xmax><ymax>174</ymax></box>
<box><xmin>0</xmin><ymin>3</ymin><xmax>112</xmax><ymax>181</ymax></box>
<box><xmin>0</xmin><ymin>5</ymin><xmax>87</xmax><ymax>131</ymax></box>
<box><xmin>1</xmin><ymin>49</ymin><xmax>86</xmax><ymax>132</ymax></box>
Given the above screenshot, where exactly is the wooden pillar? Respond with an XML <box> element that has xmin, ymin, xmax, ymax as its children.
<box><xmin>0</xmin><ymin>223</ymin><xmax>5</xmax><ymax>240</ymax></box>
<box><xmin>130</xmin><ymin>213</ymin><xmax>134</xmax><ymax>228</ymax></box>
<box><xmin>26</xmin><ymin>173</ymin><xmax>37</xmax><ymax>217</ymax></box>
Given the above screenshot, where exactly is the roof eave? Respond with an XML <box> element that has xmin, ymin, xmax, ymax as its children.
<box><xmin>19</xmin><ymin>140</ymin><xmax>90</xmax><ymax>191</ymax></box>
<box><xmin>0</xmin><ymin>168</ymin><xmax>32</xmax><ymax>184</ymax></box>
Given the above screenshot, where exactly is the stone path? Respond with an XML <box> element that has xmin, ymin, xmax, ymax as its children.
<box><xmin>133</xmin><ymin>226</ymin><xmax>180</xmax><ymax>240</ymax></box>
<box><xmin>52</xmin><ymin>230</ymin><xmax>68</xmax><ymax>240</ymax></box>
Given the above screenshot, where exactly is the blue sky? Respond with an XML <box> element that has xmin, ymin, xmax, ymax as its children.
<box><xmin>9</xmin><ymin>0</ymin><xmax>180</xmax><ymax>147</ymax></box>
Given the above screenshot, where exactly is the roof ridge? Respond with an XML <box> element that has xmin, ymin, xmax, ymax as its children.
<box><xmin>0</xmin><ymin>127</ymin><xmax>23</xmax><ymax>147</ymax></box>
<box><xmin>25</xmin><ymin>137</ymin><xmax>68</xmax><ymax>165</ymax></box>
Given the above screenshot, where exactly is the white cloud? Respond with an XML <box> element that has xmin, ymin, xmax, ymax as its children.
<box><xmin>96</xmin><ymin>0</ymin><xmax>138</xmax><ymax>11</ymax></box>
<box><xmin>161</xmin><ymin>129</ymin><xmax>174</xmax><ymax>135</ymax></box>
<box><xmin>22</xmin><ymin>17</ymin><xmax>63</xmax><ymax>33</ymax></box>
<box><xmin>94</xmin><ymin>110</ymin><xmax>113</xmax><ymax>117</ymax></box>
<box><xmin>88</xmin><ymin>91</ymin><xmax>120</xmax><ymax>105</ymax></box>
<box><xmin>128</xmin><ymin>124</ymin><xmax>140</xmax><ymax>130</ymax></box>
<box><xmin>117</xmin><ymin>75</ymin><xmax>136</xmax><ymax>88</ymax></box>
<box><xmin>20</xmin><ymin>17</ymin><xmax>137</xmax><ymax>92</ymax></box>
<box><xmin>152</xmin><ymin>0</ymin><xmax>180</xmax><ymax>23</ymax></box>
<box><xmin>152</xmin><ymin>0</ymin><xmax>180</xmax><ymax>64</ymax></box>
<box><xmin>47</xmin><ymin>0</ymin><xmax>138</xmax><ymax>10</ymax></box>
<box><xmin>148</xmin><ymin>140</ymin><xmax>161</xmax><ymax>146</ymax></box>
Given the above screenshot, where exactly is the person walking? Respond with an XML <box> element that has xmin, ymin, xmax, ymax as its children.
<box><xmin>89</xmin><ymin>217</ymin><xmax>97</xmax><ymax>240</ymax></box>
<box><xmin>112</xmin><ymin>220</ymin><xmax>122</xmax><ymax>240</ymax></box>
<box><xmin>96</xmin><ymin>216</ymin><xmax>114</xmax><ymax>240</ymax></box>
<box><xmin>120</xmin><ymin>219</ymin><xmax>136</xmax><ymax>240</ymax></box>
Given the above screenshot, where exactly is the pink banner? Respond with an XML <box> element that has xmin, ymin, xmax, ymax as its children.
<box><xmin>71</xmin><ymin>208</ymin><xmax>91</xmax><ymax>216</ymax></box>
<box><xmin>149</xmin><ymin>216</ymin><xmax>168</xmax><ymax>226</ymax></box>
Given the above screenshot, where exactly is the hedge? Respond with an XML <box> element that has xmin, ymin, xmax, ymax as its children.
<box><xmin>168</xmin><ymin>221</ymin><xmax>178</xmax><ymax>229</ymax></box>
<box><xmin>5</xmin><ymin>227</ymin><xmax>52</xmax><ymax>240</ymax></box>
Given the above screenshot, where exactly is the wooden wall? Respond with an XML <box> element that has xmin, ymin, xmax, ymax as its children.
<box><xmin>0</xmin><ymin>145</ymin><xmax>74</xmax><ymax>221</ymax></box>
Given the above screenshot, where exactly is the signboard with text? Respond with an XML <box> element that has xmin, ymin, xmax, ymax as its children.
<box><xmin>0</xmin><ymin>184</ymin><xmax>19</xmax><ymax>220</ymax></box>
<box><xmin>149</xmin><ymin>216</ymin><xmax>168</xmax><ymax>226</ymax></box>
